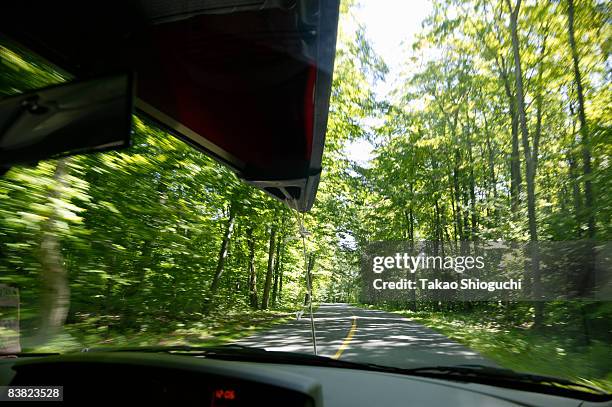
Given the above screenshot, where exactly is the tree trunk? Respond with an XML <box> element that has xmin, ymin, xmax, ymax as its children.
<box><xmin>483</xmin><ymin>113</ymin><xmax>497</xmax><ymax>200</ymax></box>
<box><xmin>567</xmin><ymin>0</ymin><xmax>595</xmax><ymax>239</ymax></box>
<box><xmin>449</xmin><ymin>168</ymin><xmax>458</xmax><ymax>241</ymax></box>
<box><xmin>507</xmin><ymin>0</ymin><xmax>543</xmax><ymax>327</ymax></box>
<box><xmin>453</xmin><ymin>149</ymin><xmax>463</xmax><ymax>241</ymax></box>
<box><xmin>261</xmin><ymin>225</ymin><xmax>276</xmax><ymax>310</ymax></box>
<box><xmin>569</xmin><ymin>150</ymin><xmax>583</xmax><ymax>233</ymax></box>
<box><xmin>434</xmin><ymin>201</ymin><xmax>441</xmax><ymax>247</ymax></box>
<box><xmin>408</xmin><ymin>182</ymin><xmax>415</xmax><ymax>243</ymax></box>
<box><xmin>510</xmin><ymin>106</ymin><xmax>521</xmax><ymax>215</ymax></box>
<box><xmin>207</xmin><ymin>204</ymin><xmax>236</xmax><ymax>301</ymax></box>
<box><xmin>271</xmin><ymin>238</ymin><xmax>282</xmax><ymax>307</ymax></box>
<box><xmin>278</xmin><ymin>266</ymin><xmax>284</xmax><ymax>303</ymax></box>
<box><xmin>497</xmin><ymin>55</ymin><xmax>522</xmax><ymax>214</ymax></box>
<box><xmin>567</xmin><ymin>0</ymin><xmax>597</xmax><ymax>315</ymax></box>
<box><xmin>246</xmin><ymin>226</ymin><xmax>258</xmax><ymax>309</ymax></box>
<box><xmin>465</xmin><ymin>121</ymin><xmax>477</xmax><ymax>239</ymax></box>
<box><xmin>303</xmin><ymin>253</ymin><xmax>315</xmax><ymax>306</ymax></box>
<box><xmin>36</xmin><ymin>159</ymin><xmax>71</xmax><ymax>345</ymax></box>
<box><xmin>462</xmin><ymin>185</ymin><xmax>470</xmax><ymax>242</ymax></box>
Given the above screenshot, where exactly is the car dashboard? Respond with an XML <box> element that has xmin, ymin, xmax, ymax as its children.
<box><xmin>0</xmin><ymin>353</ymin><xmax>610</xmax><ymax>406</ymax></box>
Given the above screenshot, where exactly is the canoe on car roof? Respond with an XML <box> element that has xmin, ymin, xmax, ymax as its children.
<box><xmin>0</xmin><ymin>0</ymin><xmax>340</xmax><ymax>211</ymax></box>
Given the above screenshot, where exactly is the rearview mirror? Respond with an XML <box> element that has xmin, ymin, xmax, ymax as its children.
<box><xmin>0</xmin><ymin>72</ymin><xmax>133</xmax><ymax>168</ymax></box>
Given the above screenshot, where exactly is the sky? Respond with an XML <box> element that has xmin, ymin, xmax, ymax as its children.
<box><xmin>343</xmin><ymin>0</ymin><xmax>432</xmax><ymax>165</ymax></box>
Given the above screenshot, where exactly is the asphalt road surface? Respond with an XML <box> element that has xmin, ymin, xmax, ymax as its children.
<box><xmin>235</xmin><ymin>303</ymin><xmax>496</xmax><ymax>368</ymax></box>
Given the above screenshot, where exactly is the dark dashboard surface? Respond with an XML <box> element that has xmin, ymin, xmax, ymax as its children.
<box><xmin>0</xmin><ymin>352</ymin><xmax>609</xmax><ymax>407</ymax></box>
<box><xmin>0</xmin><ymin>353</ymin><xmax>317</xmax><ymax>406</ymax></box>
<box><xmin>10</xmin><ymin>363</ymin><xmax>310</xmax><ymax>405</ymax></box>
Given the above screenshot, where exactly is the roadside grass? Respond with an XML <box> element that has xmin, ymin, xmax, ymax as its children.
<box><xmin>357</xmin><ymin>304</ymin><xmax>612</xmax><ymax>393</ymax></box>
<box><xmin>28</xmin><ymin>307</ymin><xmax>298</xmax><ymax>353</ymax></box>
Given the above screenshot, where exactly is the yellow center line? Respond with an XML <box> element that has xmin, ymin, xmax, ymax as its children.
<box><xmin>332</xmin><ymin>316</ymin><xmax>357</xmax><ymax>359</ymax></box>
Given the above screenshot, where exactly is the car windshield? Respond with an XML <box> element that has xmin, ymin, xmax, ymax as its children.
<box><xmin>0</xmin><ymin>0</ymin><xmax>610</xmax><ymax>397</ymax></box>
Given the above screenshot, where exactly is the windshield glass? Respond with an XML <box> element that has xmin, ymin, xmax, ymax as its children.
<box><xmin>1</xmin><ymin>0</ymin><xmax>610</xmax><ymax>396</ymax></box>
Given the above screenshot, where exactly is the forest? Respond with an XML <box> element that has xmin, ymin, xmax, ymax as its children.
<box><xmin>0</xmin><ymin>0</ymin><xmax>610</xmax><ymax>390</ymax></box>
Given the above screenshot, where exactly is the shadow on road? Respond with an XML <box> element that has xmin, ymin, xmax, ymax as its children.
<box><xmin>341</xmin><ymin>307</ymin><xmax>496</xmax><ymax>368</ymax></box>
<box><xmin>236</xmin><ymin>303</ymin><xmax>353</xmax><ymax>357</ymax></box>
<box><xmin>235</xmin><ymin>303</ymin><xmax>495</xmax><ymax>368</ymax></box>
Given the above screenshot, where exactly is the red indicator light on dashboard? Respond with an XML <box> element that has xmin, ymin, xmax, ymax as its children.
<box><xmin>214</xmin><ymin>389</ymin><xmax>236</xmax><ymax>400</ymax></box>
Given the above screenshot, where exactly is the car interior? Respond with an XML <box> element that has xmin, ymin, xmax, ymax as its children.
<box><xmin>0</xmin><ymin>0</ymin><xmax>610</xmax><ymax>405</ymax></box>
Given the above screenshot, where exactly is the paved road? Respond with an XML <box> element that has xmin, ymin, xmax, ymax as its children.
<box><xmin>235</xmin><ymin>303</ymin><xmax>495</xmax><ymax>368</ymax></box>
